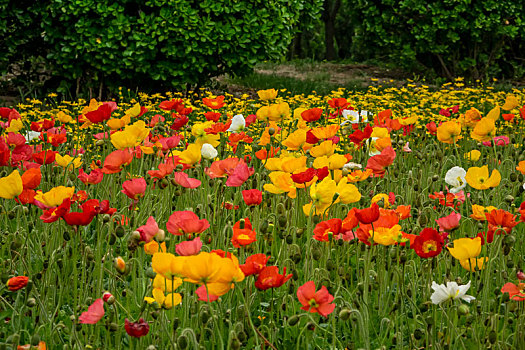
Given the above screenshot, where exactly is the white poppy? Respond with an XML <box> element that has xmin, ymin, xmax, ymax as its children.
<box><xmin>25</xmin><ymin>131</ymin><xmax>41</xmax><ymax>142</ymax></box>
<box><xmin>430</xmin><ymin>280</ymin><xmax>475</xmax><ymax>305</ymax></box>
<box><xmin>445</xmin><ymin>166</ymin><xmax>467</xmax><ymax>193</ymax></box>
<box><xmin>201</xmin><ymin>143</ymin><xmax>218</xmax><ymax>159</ymax></box>
<box><xmin>340</xmin><ymin>110</ymin><xmax>360</xmax><ymax>126</ymax></box>
<box><xmin>360</xmin><ymin>110</ymin><xmax>369</xmax><ymax>123</ymax></box>
<box><xmin>227</xmin><ymin>114</ymin><xmax>245</xmax><ymax>133</ymax></box>
<box><xmin>343</xmin><ymin>162</ymin><xmax>362</xmax><ymax>170</ymax></box>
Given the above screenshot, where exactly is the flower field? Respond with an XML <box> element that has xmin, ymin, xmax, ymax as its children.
<box><xmin>1</xmin><ymin>82</ymin><xmax>525</xmax><ymax>349</ymax></box>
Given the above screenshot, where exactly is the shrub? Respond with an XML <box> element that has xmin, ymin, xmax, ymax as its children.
<box><xmin>349</xmin><ymin>0</ymin><xmax>525</xmax><ymax>79</ymax></box>
<box><xmin>1</xmin><ymin>0</ymin><xmax>322</xmax><ymax>94</ymax></box>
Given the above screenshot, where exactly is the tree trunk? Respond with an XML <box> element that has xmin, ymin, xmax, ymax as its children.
<box><xmin>322</xmin><ymin>0</ymin><xmax>341</xmax><ymax>61</ymax></box>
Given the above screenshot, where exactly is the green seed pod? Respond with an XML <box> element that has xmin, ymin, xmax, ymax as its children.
<box><xmin>108</xmin><ymin>233</ymin><xmax>117</xmax><ymax>245</ymax></box>
<box><xmin>115</xmin><ymin>225</ymin><xmax>125</xmax><ymax>238</ymax></box>
<box><xmin>63</xmin><ymin>231</ymin><xmax>71</xmax><ymax>241</ymax></box>
<box><xmin>510</xmin><ymin>173</ymin><xmax>518</xmax><ymax>182</ymax></box>
<box><xmin>230</xmin><ymin>338</ymin><xmax>241</xmax><ymax>350</ymax></box>
<box><xmin>288</xmin><ymin>315</ymin><xmax>300</xmax><ymax>326</ymax></box>
<box><xmin>339</xmin><ymin>309</ymin><xmax>351</xmax><ymax>321</ymax></box>
<box><xmin>488</xmin><ymin>330</ymin><xmax>497</xmax><ymax>344</ymax></box>
<box><xmin>177</xmin><ymin>335</ymin><xmax>188</xmax><ymax>349</ymax></box>
<box><xmin>109</xmin><ymin>323</ymin><xmax>119</xmax><ymax>332</ymax></box>
<box><xmin>414</xmin><ymin>328</ymin><xmax>425</xmax><ymax>340</ymax></box>
<box><xmin>146</xmin><ymin>267</ymin><xmax>156</xmax><ymax>279</ymax></box>
<box><xmin>172</xmin><ymin>317</ymin><xmax>180</xmax><ymax>331</ymax></box>
<box><xmin>458</xmin><ymin>304</ymin><xmax>470</xmax><ymax>315</ymax></box>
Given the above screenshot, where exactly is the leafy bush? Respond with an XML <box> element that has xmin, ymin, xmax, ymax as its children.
<box><xmin>1</xmin><ymin>0</ymin><xmax>322</xmax><ymax>94</ymax></box>
<box><xmin>349</xmin><ymin>0</ymin><xmax>525</xmax><ymax>79</ymax></box>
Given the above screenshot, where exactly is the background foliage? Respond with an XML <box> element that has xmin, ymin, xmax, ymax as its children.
<box><xmin>0</xmin><ymin>0</ymin><xmax>322</xmax><ymax>95</ymax></box>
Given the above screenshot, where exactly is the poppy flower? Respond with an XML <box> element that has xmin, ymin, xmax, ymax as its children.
<box><xmin>254</xmin><ymin>266</ymin><xmax>292</xmax><ymax>291</ymax></box>
<box><xmin>355</xmin><ymin>203</ymin><xmax>380</xmax><ymax>224</ymax></box>
<box><xmin>175</xmin><ymin>237</ymin><xmax>203</xmax><ymax>256</ymax></box>
<box><xmin>136</xmin><ymin>216</ymin><xmax>163</xmax><ymax>243</ymax></box>
<box><xmin>170</xmin><ymin>114</ymin><xmax>189</xmax><ymax>131</ymax></box>
<box><xmin>101</xmin><ymin>150</ymin><xmax>133</xmax><ymax>174</ymax></box>
<box><xmin>204</xmin><ymin>111</ymin><xmax>221</xmax><ymax>122</ymax></box>
<box><xmin>78</xmin><ymin>298</ymin><xmax>105</xmax><ymax>324</ymax></box>
<box><xmin>242</xmin><ymin>189</ymin><xmax>262</xmax><ymax>206</ymax></box>
<box><xmin>348</xmin><ymin>125</ymin><xmax>373</xmax><ymax>146</ymax></box>
<box><xmin>166</xmin><ymin>211</ymin><xmax>210</xmax><ymax>236</ymax></box>
<box><xmin>301</xmin><ymin>108</ymin><xmax>323</xmax><ymax>122</ymax></box>
<box><xmin>121</xmin><ymin>178</ymin><xmax>147</xmax><ymax>201</ymax></box>
<box><xmin>501</xmin><ymin>282</ymin><xmax>525</xmax><ymax>301</ymax></box>
<box><xmin>78</xmin><ymin>168</ymin><xmax>104</xmax><ymax>185</ymax></box>
<box><xmin>124</xmin><ymin>318</ymin><xmax>150</xmax><ymax>338</ymax></box>
<box><xmin>297</xmin><ymin>281</ymin><xmax>335</xmax><ymax>317</ymax></box>
<box><xmin>225</xmin><ymin>161</ymin><xmax>253</xmax><ymax>187</ymax></box>
<box><xmin>485</xmin><ymin>209</ymin><xmax>518</xmax><ymax>241</ymax></box>
<box><xmin>436</xmin><ymin>121</ymin><xmax>461</xmax><ymax>144</ymax></box>
<box><xmin>431</xmin><ymin>280</ymin><xmax>475</xmax><ymax>305</ymax></box>
<box><xmin>240</xmin><ymin>254</ymin><xmax>270</xmax><ymax>276</ymax></box>
<box><xmin>448</xmin><ymin>237</ymin><xmax>482</xmax><ymax>261</ymax></box>
<box><xmin>313</xmin><ymin>218</ymin><xmax>342</xmax><ymax>242</ymax></box>
<box><xmin>232</xmin><ymin>218</ymin><xmax>257</xmax><ymax>248</ymax></box>
<box><xmin>257</xmin><ymin>88</ymin><xmax>278</xmax><ymax>100</ymax></box>
<box><xmin>85</xmin><ymin>102</ymin><xmax>116</xmax><ymax>124</ymax></box>
<box><xmin>7</xmin><ymin>276</ymin><xmax>29</xmax><ymax>291</ymax></box>
<box><xmin>471</xmin><ymin>118</ymin><xmax>496</xmax><ymax>142</ymax></box>
<box><xmin>366</xmin><ymin>146</ymin><xmax>396</xmax><ymax>177</ymax></box>
<box><xmin>426</xmin><ymin>121</ymin><xmax>438</xmax><ymax>135</ymax></box>
<box><xmin>202</xmin><ymin>95</ymin><xmax>225</xmax><ymax>109</ymax></box>
<box><xmin>195</xmin><ymin>285</ymin><xmax>220</xmax><ymax>302</ymax></box>
<box><xmin>436</xmin><ymin>212</ymin><xmax>461</xmax><ymax>232</ymax></box>
<box><xmin>0</xmin><ymin>170</ymin><xmax>23</xmax><ymax>199</ymax></box>
<box><xmin>31</xmin><ymin>150</ymin><xmax>56</xmax><ymax>165</ymax></box>
<box><xmin>172</xmin><ymin>172</ymin><xmax>201</xmax><ymax>188</ymax></box>
<box><xmin>412</xmin><ymin>228</ymin><xmax>443</xmax><ymax>258</ymax></box>
<box><xmin>465</xmin><ymin>165</ymin><xmax>501</xmax><ymax>190</ymax></box>
<box><xmin>63</xmin><ymin>207</ymin><xmax>97</xmax><ymax>226</ymax></box>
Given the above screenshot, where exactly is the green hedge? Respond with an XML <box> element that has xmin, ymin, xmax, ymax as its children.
<box><xmin>1</xmin><ymin>0</ymin><xmax>322</xmax><ymax>94</ymax></box>
<box><xmin>349</xmin><ymin>0</ymin><xmax>525</xmax><ymax>79</ymax></box>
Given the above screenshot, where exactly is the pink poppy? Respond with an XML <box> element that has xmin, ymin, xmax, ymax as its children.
<box><xmin>121</xmin><ymin>178</ymin><xmax>147</xmax><ymax>201</ymax></box>
<box><xmin>166</xmin><ymin>211</ymin><xmax>210</xmax><ymax>236</ymax></box>
<box><xmin>436</xmin><ymin>212</ymin><xmax>461</xmax><ymax>232</ymax></box>
<box><xmin>136</xmin><ymin>216</ymin><xmax>162</xmax><ymax>243</ymax></box>
<box><xmin>172</xmin><ymin>172</ymin><xmax>201</xmax><ymax>188</ymax></box>
<box><xmin>78</xmin><ymin>298</ymin><xmax>105</xmax><ymax>324</ymax></box>
<box><xmin>175</xmin><ymin>236</ymin><xmax>202</xmax><ymax>256</ymax></box>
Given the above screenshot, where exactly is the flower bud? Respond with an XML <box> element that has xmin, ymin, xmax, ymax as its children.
<box><xmin>115</xmin><ymin>225</ymin><xmax>126</xmax><ymax>238</ymax></box>
<box><xmin>288</xmin><ymin>315</ymin><xmax>300</xmax><ymax>326</ymax></box>
<box><xmin>103</xmin><ymin>292</ymin><xmax>115</xmax><ymax>304</ymax></box>
<box><xmin>131</xmin><ymin>230</ymin><xmax>141</xmax><ymax>241</ymax></box>
<box><xmin>114</xmin><ymin>257</ymin><xmax>126</xmax><ymax>274</ymax></box>
<box><xmin>155</xmin><ymin>229</ymin><xmax>166</xmax><ymax>242</ymax></box>
<box><xmin>268</xmin><ymin>127</ymin><xmax>276</xmax><ymax>136</ymax></box>
<box><xmin>102</xmin><ymin>214</ymin><xmax>111</xmax><ymax>223</ymax></box>
<box><xmin>339</xmin><ymin>309</ymin><xmax>351</xmax><ymax>321</ymax></box>
<box><xmin>26</xmin><ymin>297</ymin><xmax>37</xmax><ymax>307</ymax></box>
<box><xmin>458</xmin><ymin>304</ymin><xmax>470</xmax><ymax>315</ymax></box>
<box><xmin>177</xmin><ymin>335</ymin><xmax>188</xmax><ymax>349</ymax></box>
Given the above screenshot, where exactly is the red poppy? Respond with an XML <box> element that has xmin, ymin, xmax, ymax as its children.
<box><xmin>348</xmin><ymin>124</ymin><xmax>373</xmax><ymax>146</ymax></box>
<box><xmin>202</xmin><ymin>95</ymin><xmax>225</xmax><ymax>109</ymax></box>
<box><xmin>411</xmin><ymin>228</ymin><xmax>444</xmax><ymax>258</ymax></box>
<box><xmin>297</xmin><ymin>281</ymin><xmax>335</xmax><ymax>317</ymax></box>
<box><xmin>425</xmin><ymin>122</ymin><xmax>438</xmax><ymax>135</ymax></box>
<box><xmin>166</xmin><ymin>210</ymin><xmax>210</xmax><ymax>236</ymax></box>
<box><xmin>313</xmin><ymin>218</ymin><xmax>342</xmax><ymax>242</ymax></box>
<box><xmin>328</xmin><ymin>98</ymin><xmax>349</xmax><ymax>110</ymax></box>
<box><xmin>254</xmin><ymin>266</ymin><xmax>292</xmax><ymax>290</ymax></box>
<box><xmin>170</xmin><ymin>114</ymin><xmax>189</xmax><ymax>131</ymax></box>
<box><xmin>501</xmin><ymin>282</ymin><xmax>525</xmax><ymax>301</ymax></box>
<box><xmin>121</xmin><ymin>178</ymin><xmax>147</xmax><ymax>201</ymax></box>
<box><xmin>242</xmin><ymin>189</ymin><xmax>262</xmax><ymax>206</ymax></box>
<box><xmin>21</xmin><ymin>168</ymin><xmax>41</xmax><ymax>190</ymax></box>
<box><xmin>342</xmin><ymin>208</ymin><xmax>359</xmax><ymax>232</ymax></box>
<box><xmin>355</xmin><ymin>203</ymin><xmax>380</xmax><ymax>224</ymax></box>
<box><xmin>486</xmin><ymin>209</ymin><xmax>518</xmax><ymax>235</ymax></box>
<box><xmin>147</xmin><ymin>162</ymin><xmax>175</xmax><ymax>181</ymax></box>
<box><xmin>232</xmin><ymin>218</ymin><xmax>257</xmax><ymax>248</ymax></box>
<box><xmin>124</xmin><ymin>318</ymin><xmax>149</xmax><ymax>338</ymax></box>
<box><xmin>7</xmin><ymin>276</ymin><xmax>29</xmax><ymax>291</ymax></box>
<box><xmin>255</xmin><ymin>146</ymin><xmax>280</xmax><ymax>160</ymax></box>
<box><xmin>204</xmin><ymin>111</ymin><xmax>221</xmax><ymax>122</ymax></box>
<box><xmin>240</xmin><ymin>254</ymin><xmax>270</xmax><ymax>276</ymax></box>
<box><xmin>78</xmin><ymin>168</ymin><xmax>104</xmax><ymax>185</ymax></box>
<box><xmin>502</xmin><ymin>113</ymin><xmax>515</xmax><ymax>122</ymax></box>
<box><xmin>40</xmin><ymin>198</ymin><xmax>72</xmax><ymax>223</ymax></box>
<box><xmin>366</xmin><ymin>146</ymin><xmax>396</xmax><ymax>177</ymax></box>
<box><xmin>85</xmin><ymin>102</ymin><xmax>116</xmax><ymax>124</ymax></box>
<box><xmin>63</xmin><ymin>208</ymin><xmax>97</xmax><ymax>226</ymax></box>
<box><xmin>32</xmin><ymin>150</ymin><xmax>57</xmax><ymax>165</ymax></box>
<box><xmin>159</xmin><ymin>99</ymin><xmax>184</xmax><ymax>111</ymax></box>
<box><xmin>101</xmin><ymin>150</ymin><xmax>133</xmax><ymax>174</ymax></box>
<box><xmin>301</xmin><ymin>108</ymin><xmax>323</xmax><ymax>122</ymax></box>
<box><xmin>31</xmin><ymin>119</ymin><xmax>55</xmax><ymax>132</ymax></box>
